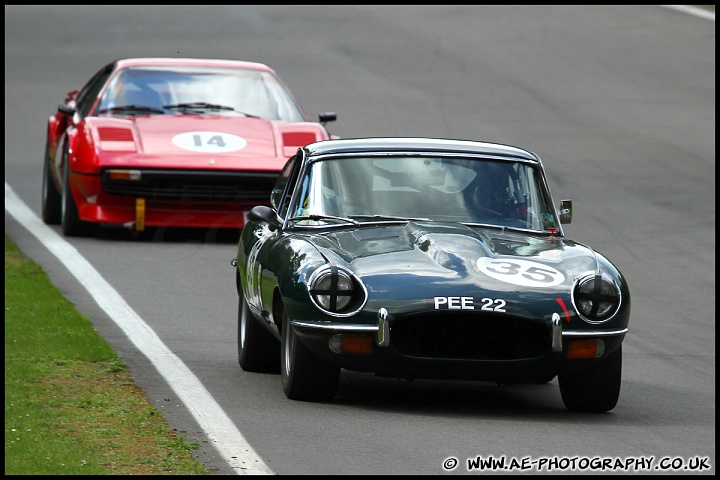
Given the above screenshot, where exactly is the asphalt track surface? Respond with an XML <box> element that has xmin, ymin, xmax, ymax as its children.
<box><xmin>5</xmin><ymin>5</ymin><xmax>715</xmax><ymax>475</ymax></box>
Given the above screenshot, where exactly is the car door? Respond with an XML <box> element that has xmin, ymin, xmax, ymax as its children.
<box><xmin>245</xmin><ymin>152</ymin><xmax>303</xmax><ymax>313</ymax></box>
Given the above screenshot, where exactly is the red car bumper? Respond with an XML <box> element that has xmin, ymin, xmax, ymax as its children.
<box><xmin>71</xmin><ymin>172</ymin><xmax>263</xmax><ymax>230</ymax></box>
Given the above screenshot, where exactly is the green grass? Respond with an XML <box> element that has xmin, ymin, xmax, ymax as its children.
<box><xmin>4</xmin><ymin>235</ymin><xmax>211</xmax><ymax>475</ymax></box>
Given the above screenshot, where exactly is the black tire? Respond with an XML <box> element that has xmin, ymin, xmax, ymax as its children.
<box><xmin>41</xmin><ymin>150</ymin><xmax>62</xmax><ymax>225</ymax></box>
<box><xmin>536</xmin><ymin>374</ymin><xmax>556</xmax><ymax>384</ymax></box>
<box><xmin>280</xmin><ymin>309</ymin><xmax>339</xmax><ymax>401</ymax></box>
<box><xmin>559</xmin><ymin>346</ymin><xmax>622</xmax><ymax>413</ymax></box>
<box><xmin>60</xmin><ymin>148</ymin><xmax>97</xmax><ymax>237</ymax></box>
<box><xmin>237</xmin><ymin>289</ymin><xmax>280</xmax><ymax>373</ymax></box>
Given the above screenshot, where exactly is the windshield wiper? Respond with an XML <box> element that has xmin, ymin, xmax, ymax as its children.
<box><xmin>462</xmin><ymin>221</ymin><xmax>548</xmax><ymax>235</ymax></box>
<box><xmin>97</xmin><ymin>105</ymin><xmax>166</xmax><ymax>115</ymax></box>
<box><xmin>350</xmin><ymin>214</ymin><xmax>431</xmax><ymax>223</ymax></box>
<box><xmin>289</xmin><ymin>214</ymin><xmax>359</xmax><ymax>226</ymax></box>
<box><xmin>162</xmin><ymin>102</ymin><xmax>259</xmax><ymax>117</ymax></box>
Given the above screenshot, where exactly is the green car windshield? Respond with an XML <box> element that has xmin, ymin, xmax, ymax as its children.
<box><xmin>291</xmin><ymin>156</ymin><xmax>559</xmax><ymax>231</ymax></box>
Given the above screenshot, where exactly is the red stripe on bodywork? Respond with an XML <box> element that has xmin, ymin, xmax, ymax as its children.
<box><xmin>555</xmin><ymin>297</ymin><xmax>571</xmax><ymax>322</ymax></box>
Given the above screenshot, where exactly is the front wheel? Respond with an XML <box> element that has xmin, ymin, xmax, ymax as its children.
<box><xmin>535</xmin><ymin>374</ymin><xmax>556</xmax><ymax>384</ymax></box>
<box><xmin>559</xmin><ymin>346</ymin><xmax>622</xmax><ymax>412</ymax></box>
<box><xmin>42</xmin><ymin>147</ymin><xmax>62</xmax><ymax>224</ymax></box>
<box><xmin>237</xmin><ymin>289</ymin><xmax>279</xmax><ymax>373</ymax></box>
<box><xmin>60</xmin><ymin>148</ymin><xmax>97</xmax><ymax>237</ymax></box>
<box><xmin>281</xmin><ymin>309</ymin><xmax>339</xmax><ymax>401</ymax></box>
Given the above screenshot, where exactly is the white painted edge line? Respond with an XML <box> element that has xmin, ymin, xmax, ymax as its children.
<box><xmin>4</xmin><ymin>183</ymin><xmax>274</xmax><ymax>476</ymax></box>
<box><xmin>662</xmin><ymin>5</ymin><xmax>715</xmax><ymax>21</ymax></box>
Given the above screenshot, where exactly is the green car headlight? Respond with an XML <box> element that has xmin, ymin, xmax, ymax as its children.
<box><xmin>308</xmin><ymin>266</ymin><xmax>355</xmax><ymax>314</ymax></box>
<box><xmin>572</xmin><ymin>273</ymin><xmax>621</xmax><ymax>323</ymax></box>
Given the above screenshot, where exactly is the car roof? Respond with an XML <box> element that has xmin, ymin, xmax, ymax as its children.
<box><xmin>303</xmin><ymin>137</ymin><xmax>541</xmax><ymax>163</ymax></box>
<box><xmin>112</xmin><ymin>57</ymin><xmax>275</xmax><ymax>73</ymax></box>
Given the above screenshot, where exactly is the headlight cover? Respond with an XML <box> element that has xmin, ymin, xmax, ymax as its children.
<box><xmin>572</xmin><ymin>273</ymin><xmax>621</xmax><ymax>324</ymax></box>
<box><xmin>308</xmin><ymin>266</ymin><xmax>365</xmax><ymax>316</ymax></box>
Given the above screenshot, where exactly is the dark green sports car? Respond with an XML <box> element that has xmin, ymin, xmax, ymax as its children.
<box><xmin>232</xmin><ymin>137</ymin><xmax>630</xmax><ymax>412</ymax></box>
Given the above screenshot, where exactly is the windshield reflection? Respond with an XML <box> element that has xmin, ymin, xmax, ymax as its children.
<box><xmin>96</xmin><ymin>65</ymin><xmax>306</xmax><ymax>121</ymax></box>
<box><xmin>291</xmin><ymin>156</ymin><xmax>559</xmax><ymax>231</ymax></box>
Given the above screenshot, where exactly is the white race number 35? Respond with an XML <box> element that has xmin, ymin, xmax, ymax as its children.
<box><xmin>477</xmin><ymin>257</ymin><xmax>565</xmax><ymax>287</ymax></box>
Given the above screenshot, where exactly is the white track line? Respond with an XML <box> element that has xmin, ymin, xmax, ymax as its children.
<box><xmin>5</xmin><ymin>182</ymin><xmax>273</xmax><ymax>475</ymax></box>
<box><xmin>662</xmin><ymin>5</ymin><xmax>715</xmax><ymax>21</ymax></box>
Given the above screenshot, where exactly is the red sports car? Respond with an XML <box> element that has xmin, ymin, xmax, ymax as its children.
<box><xmin>42</xmin><ymin>57</ymin><xmax>337</xmax><ymax>236</ymax></box>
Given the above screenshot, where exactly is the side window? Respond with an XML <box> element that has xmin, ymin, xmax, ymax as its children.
<box><xmin>76</xmin><ymin>63</ymin><xmax>114</xmax><ymax>119</ymax></box>
<box><xmin>274</xmin><ymin>152</ymin><xmax>302</xmax><ymax>219</ymax></box>
<box><xmin>517</xmin><ymin>164</ymin><xmax>557</xmax><ymax>230</ymax></box>
<box><xmin>293</xmin><ymin>172</ymin><xmax>312</xmax><ymax>217</ymax></box>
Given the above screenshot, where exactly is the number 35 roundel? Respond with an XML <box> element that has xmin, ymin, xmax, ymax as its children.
<box><xmin>477</xmin><ymin>257</ymin><xmax>565</xmax><ymax>287</ymax></box>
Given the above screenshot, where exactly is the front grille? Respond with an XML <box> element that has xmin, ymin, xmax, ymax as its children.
<box><xmin>392</xmin><ymin>312</ymin><xmax>550</xmax><ymax>360</ymax></box>
<box><xmin>101</xmin><ymin>169</ymin><xmax>279</xmax><ymax>202</ymax></box>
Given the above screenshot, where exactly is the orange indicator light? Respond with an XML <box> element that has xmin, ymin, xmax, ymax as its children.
<box><xmin>108</xmin><ymin>169</ymin><xmax>141</xmax><ymax>181</ymax></box>
<box><xmin>329</xmin><ymin>334</ymin><xmax>374</xmax><ymax>355</ymax></box>
<box><xmin>567</xmin><ymin>339</ymin><xmax>604</xmax><ymax>359</ymax></box>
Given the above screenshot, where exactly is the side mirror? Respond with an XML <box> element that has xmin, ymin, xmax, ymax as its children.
<box><xmin>318</xmin><ymin>112</ymin><xmax>337</xmax><ymax>125</ymax></box>
<box><xmin>57</xmin><ymin>104</ymin><xmax>76</xmax><ymax>116</ymax></box>
<box><xmin>559</xmin><ymin>199</ymin><xmax>572</xmax><ymax>224</ymax></box>
<box><xmin>248</xmin><ymin>205</ymin><xmax>281</xmax><ymax>231</ymax></box>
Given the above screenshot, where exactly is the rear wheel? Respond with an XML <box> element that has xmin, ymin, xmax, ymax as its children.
<box><xmin>237</xmin><ymin>289</ymin><xmax>279</xmax><ymax>373</ymax></box>
<box><xmin>559</xmin><ymin>346</ymin><xmax>622</xmax><ymax>412</ymax></box>
<box><xmin>42</xmin><ymin>152</ymin><xmax>62</xmax><ymax>224</ymax></box>
<box><xmin>60</xmin><ymin>147</ymin><xmax>97</xmax><ymax>237</ymax></box>
<box><xmin>281</xmin><ymin>309</ymin><xmax>339</xmax><ymax>401</ymax></box>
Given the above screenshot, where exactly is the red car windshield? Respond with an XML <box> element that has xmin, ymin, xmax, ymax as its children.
<box><xmin>96</xmin><ymin>65</ymin><xmax>307</xmax><ymax>122</ymax></box>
